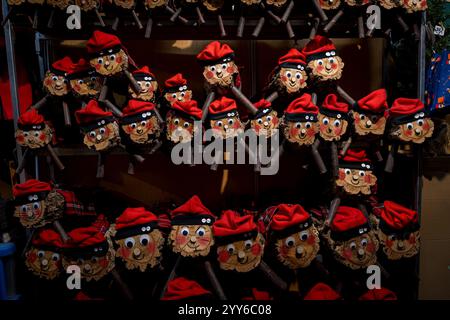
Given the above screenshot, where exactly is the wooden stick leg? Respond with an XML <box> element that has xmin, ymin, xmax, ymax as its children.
<box><xmin>159</xmin><ymin>255</ymin><xmax>182</xmax><ymax>299</ymax></box>
<box><xmin>285</xmin><ymin>21</ymin><xmax>295</xmax><ymax>39</ymax></box>
<box><xmin>99</xmin><ymin>78</ymin><xmax>108</xmax><ymax>101</ymax></box>
<box><xmin>375</xmin><ymin>150</ymin><xmax>383</xmax><ymax>162</ymax></box>
<box><xmin>266</xmin><ymin>91</ymin><xmax>279</xmax><ymax>103</ymax></box>
<box><xmin>153</xmin><ymin>108</ymin><xmax>164</xmax><ymax>123</ymax></box>
<box><xmin>311</xmin><ymin>139</ymin><xmax>327</xmax><ymax>174</ymax></box>
<box><xmin>145</xmin><ymin>16</ymin><xmax>153</xmax><ymax>39</ymax></box>
<box><xmin>258</xmin><ymin>260</ymin><xmax>288</xmax><ymax>291</ymax></box>
<box><xmin>53</xmin><ymin>221</ymin><xmax>70</xmax><ymax>242</ymax></box>
<box><xmin>21</xmin><ymin>229</ymin><xmax>36</xmax><ymax>258</ymax></box>
<box><xmin>46</xmin><ymin>145</ymin><xmax>64</xmax><ymax>171</ymax></box>
<box><xmin>230</xmin><ymin>86</ymin><xmax>258</xmax><ymax>114</ymax></box>
<box><xmin>267</xmin><ymin>9</ymin><xmax>281</xmax><ymax>24</ymax></box>
<box><xmin>357</xmin><ymin>15</ymin><xmax>365</xmax><ymax>39</ymax></box>
<box><xmin>47</xmin><ymin>9</ymin><xmax>55</xmax><ymax>29</ymax></box>
<box><xmin>327</xmin><ymin>196</ymin><xmax>341</xmax><ymax>225</ymax></box>
<box><xmin>32</xmin><ymin>8</ymin><xmax>39</xmax><ymax>29</ymax></box>
<box><xmin>201</xmin><ymin>91</ymin><xmax>216</xmax><ymax>122</ymax></box>
<box><xmin>62</xmin><ymin>101</ymin><xmax>71</xmax><ymax>126</ymax></box>
<box><xmin>111</xmin><ymin>269</ymin><xmax>134</xmax><ymax>300</ymax></box>
<box><xmin>124</xmin><ymin>70</ymin><xmax>141</xmax><ymax>94</ymax></box>
<box><xmin>311</xmin><ymin>92</ymin><xmax>318</xmax><ymax>104</ymax></box>
<box><xmin>204</xmin><ymin>261</ymin><xmax>227</xmax><ymax>300</ymax></box>
<box><xmin>149</xmin><ymin>140</ymin><xmax>163</xmax><ymax>155</ymax></box>
<box><xmin>313</xmin><ymin>256</ymin><xmax>330</xmax><ymax>277</ymax></box>
<box><xmin>331</xmin><ymin>141</ymin><xmax>339</xmax><ymax>177</ymax></box>
<box><xmin>30</xmin><ymin>95</ymin><xmax>49</xmax><ymax>110</ymax></box>
<box><xmin>311</xmin><ymin>0</ymin><xmax>328</xmax><ymax>22</ymax></box>
<box><xmin>112</xmin><ymin>16</ymin><xmax>120</xmax><ymax>31</ymax></box>
<box><xmin>237</xmin><ymin>16</ymin><xmax>245</xmax><ymax>38</ymax></box>
<box><xmin>357</xmin><ymin>203</ymin><xmax>370</xmax><ymax>222</ymax></box>
<box><xmin>218</xmin><ymin>15</ymin><xmax>226</xmax><ymax>37</ymax></box>
<box><xmin>131</xmin><ymin>10</ymin><xmax>143</xmax><ymax>29</ymax></box>
<box><xmin>1</xmin><ymin>6</ymin><xmax>15</xmax><ymax>27</ymax></box>
<box><xmin>384</xmin><ymin>144</ymin><xmax>396</xmax><ymax>173</ymax></box>
<box><xmin>94</xmin><ymin>8</ymin><xmax>105</xmax><ymax>27</ymax></box>
<box><xmin>96</xmin><ymin>153</ymin><xmax>105</xmax><ymax>179</ymax></box>
<box><xmin>128</xmin><ymin>161</ymin><xmax>135</xmax><ymax>175</ymax></box>
<box><xmin>281</xmin><ymin>0</ymin><xmax>294</xmax><ymax>23</ymax></box>
<box><xmin>16</xmin><ymin>148</ymin><xmax>29</xmax><ymax>174</ymax></box>
<box><xmin>323</xmin><ymin>10</ymin><xmax>343</xmax><ymax>33</ymax></box>
<box><xmin>396</xmin><ymin>14</ymin><xmax>409</xmax><ymax>32</ymax></box>
<box><xmin>196</xmin><ymin>6</ymin><xmax>205</xmax><ymax>25</ymax></box>
<box><xmin>252</xmin><ymin>17</ymin><xmax>265</xmax><ymax>38</ymax></box>
<box><xmin>210</xmin><ymin>150</ymin><xmax>222</xmax><ymax>171</ymax></box>
<box><xmin>170</xmin><ymin>7</ymin><xmax>182</xmax><ymax>22</ymax></box>
<box><xmin>340</xmin><ymin>137</ymin><xmax>352</xmax><ymax>156</ymax></box>
<box><xmin>336</xmin><ymin>85</ymin><xmax>356</xmax><ymax>106</ymax></box>
<box><xmin>100</xmin><ymin>99</ymin><xmax>123</xmax><ymax>117</ymax></box>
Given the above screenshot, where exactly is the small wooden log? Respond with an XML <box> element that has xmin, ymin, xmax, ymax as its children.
<box><xmin>101</xmin><ymin>99</ymin><xmax>123</xmax><ymax>117</ymax></box>
<box><xmin>46</xmin><ymin>145</ymin><xmax>64</xmax><ymax>171</ymax></box>
<box><xmin>196</xmin><ymin>6</ymin><xmax>205</xmax><ymax>25</ymax></box>
<box><xmin>149</xmin><ymin>140</ymin><xmax>163</xmax><ymax>155</ymax></box>
<box><xmin>124</xmin><ymin>70</ymin><xmax>141</xmax><ymax>94</ymax></box>
<box><xmin>21</xmin><ymin>229</ymin><xmax>36</xmax><ymax>258</ymax></box>
<box><xmin>145</xmin><ymin>16</ymin><xmax>153</xmax><ymax>38</ymax></box>
<box><xmin>170</xmin><ymin>7</ymin><xmax>182</xmax><ymax>22</ymax></box>
<box><xmin>218</xmin><ymin>15</ymin><xmax>226</xmax><ymax>37</ymax></box>
<box><xmin>32</xmin><ymin>9</ymin><xmax>39</xmax><ymax>29</ymax></box>
<box><xmin>204</xmin><ymin>261</ymin><xmax>227</xmax><ymax>300</ymax></box>
<box><xmin>131</xmin><ymin>9</ymin><xmax>143</xmax><ymax>29</ymax></box>
<box><xmin>330</xmin><ymin>141</ymin><xmax>339</xmax><ymax>177</ymax></box>
<box><xmin>112</xmin><ymin>16</ymin><xmax>120</xmax><ymax>31</ymax></box>
<box><xmin>159</xmin><ymin>255</ymin><xmax>182</xmax><ymax>299</ymax></box>
<box><xmin>311</xmin><ymin>139</ymin><xmax>327</xmax><ymax>174</ymax></box>
<box><xmin>384</xmin><ymin>143</ymin><xmax>397</xmax><ymax>173</ymax></box>
<box><xmin>96</xmin><ymin>153</ymin><xmax>105</xmax><ymax>178</ymax></box>
<box><xmin>340</xmin><ymin>137</ymin><xmax>352</xmax><ymax>156</ymax></box>
<box><xmin>1</xmin><ymin>6</ymin><xmax>15</xmax><ymax>27</ymax></box>
<box><xmin>99</xmin><ymin>78</ymin><xmax>108</xmax><ymax>101</ymax></box>
<box><xmin>252</xmin><ymin>17</ymin><xmax>265</xmax><ymax>38</ymax></box>
<box><xmin>111</xmin><ymin>268</ymin><xmax>134</xmax><ymax>300</ymax></box>
<box><xmin>375</xmin><ymin>150</ymin><xmax>383</xmax><ymax>162</ymax></box>
<box><xmin>30</xmin><ymin>95</ymin><xmax>49</xmax><ymax>110</ymax></box>
<box><xmin>357</xmin><ymin>15</ymin><xmax>365</xmax><ymax>39</ymax></box>
<box><xmin>201</xmin><ymin>91</ymin><xmax>216</xmax><ymax>122</ymax></box>
<box><xmin>266</xmin><ymin>91</ymin><xmax>279</xmax><ymax>103</ymax></box>
<box><xmin>62</xmin><ymin>101</ymin><xmax>71</xmax><ymax>127</ymax></box>
<box><xmin>311</xmin><ymin>92</ymin><xmax>318</xmax><ymax>104</ymax></box>
<box><xmin>94</xmin><ymin>8</ymin><xmax>105</xmax><ymax>27</ymax></box>
<box><xmin>267</xmin><ymin>9</ymin><xmax>281</xmax><ymax>24</ymax></box>
<box><xmin>280</xmin><ymin>0</ymin><xmax>294</xmax><ymax>23</ymax></box>
<box><xmin>327</xmin><ymin>196</ymin><xmax>341</xmax><ymax>225</ymax></box>
<box><xmin>53</xmin><ymin>221</ymin><xmax>70</xmax><ymax>242</ymax></box>
<box><xmin>286</xmin><ymin>21</ymin><xmax>295</xmax><ymax>39</ymax></box>
<box><xmin>259</xmin><ymin>260</ymin><xmax>288</xmax><ymax>291</ymax></box>
<box><xmin>47</xmin><ymin>9</ymin><xmax>55</xmax><ymax>28</ymax></box>
<box><xmin>230</xmin><ymin>86</ymin><xmax>258</xmax><ymax>115</ymax></box>
<box><xmin>164</xmin><ymin>5</ymin><xmax>189</xmax><ymax>25</ymax></box>
<box><xmin>153</xmin><ymin>108</ymin><xmax>164</xmax><ymax>123</ymax></box>
<box><xmin>396</xmin><ymin>14</ymin><xmax>409</xmax><ymax>32</ymax></box>
<box><xmin>336</xmin><ymin>85</ymin><xmax>356</xmax><ymax>106</ymax></box>
<box><xmin>311</xmin><ymin>0</ymin><xmax>328</xmax><ymax>22</ymax></box>
<box><xmin>237</xmin><ymin>16</ymin><xmax>245</xmax><ymax>37</ymax></box>
<box><xmin>16</xmin><ymin>148</ymin><xmax>29</xmax><ymax>175</ymax></box>
<box><xmin>309</xmin><ymin>17</ymin><xmax>320</xmax><ymax>39</ymax></box>
<box><xmin>323</xmin><ymin>9</ymin><xmax>344</xmax><ymax>33</ymax></box>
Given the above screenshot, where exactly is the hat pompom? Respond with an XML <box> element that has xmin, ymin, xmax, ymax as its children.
<box><xmin>162</xmin><ymin>277</ymin><xmax>211</xmax><ymax>300</ymax></box>
<box><xmin>172</xmin><ymin>100</ymin><xmax>203</xmax><ymax>120</ymax></box>
<box><xmin>18</xmin><ymin>109</ymin><xmax>45</xmax><ymax>126</ymax></box>
<box><xmin>304</xmin><ymin>283</ymin><xmax>341</xmax><ymax>300</ymax></box>
<box><xmin>213</xmin><ymin>210</ymin><xmax>258</xmax><ymax>238</ymax></box>
<box><xmin>165</xmin><ymin>73</ymin><xmax>188</xmax><ymax>88</ymax></box>
<box><xmin>270</xmin><ymin>204</ymin><xmax>311</xmax><ymax>231</ymax></box>
<box><xmin>380</xmin><ymin>201</ymin><xmax>418</xmax><ymax>230</ymax></box>
<box><xmin>75</xmin><ymin>100</ymin><xmax>113</xmax><ymax>125</ymax></box>
<box><xmin>13</xmin><ymin>179</ymin><xmax>52</xmax><ymax>197</ymax></box>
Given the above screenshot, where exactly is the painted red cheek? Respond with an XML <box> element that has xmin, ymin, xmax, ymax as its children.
<box><xmin>184</xmin><ymin>92</ymin><xmax>192</xmax><ymax>100</ymax></box>
<box><xmin>119</xmin><ymin>247</ymin><xmax>130</xmax><ymax>258</ymax></box>
<box><xmin>343</xmin><ymin>248</ymin><xmax>353</xmax><ymax>259</ymax></box>
<box><xmin>386</xmin><ymin>239</ymin><xmax>393</xmax><ymax>248</ymax></box>
<box><xmin>316</xmin><ymin>65</ymin><xmax>324</xmax><ymax>72</ymax></box>
<box><xmin>355</xmin><ymin>118</ymin><xmax>360</xmax><ymax>124</ymax></box>
<box><xmin>405</xmin><ymin>129</ymin><xmax>413</xmax><ymax>136</ymax></box>
<box><xmin>27</xmin><ymin>252</ymin><xmax>37</xmax><ymax>263</ymax></box>
<box><xmin>147</xmin><ymin>242</ymin><xmax>156</xmax><ymax>253</ymax></box>
<box><xmin>338</xmin><ymin>170</ymin><xmax>345</xmax><ymax>180</ymax></box>
<box><xmin>409</xmin><ymin>235</ymin><xmax>416</xmax><ymax>244</ymax></box>
<box><xmin>44</xmin><ymin>78</ymin><xmax>52</xmax><ymax>86</ymax></box>
<box><xmin>281</xmin><ymin>75</ymin><xmax>288</xmax><ymax>82</ymax></box>
<box><xmin>197</xmin><ymin>236</ymin><xmax>211</xmax><ymax>246</ymax></box>
<box><xmin>39</xmin><ymin>133</ymin><xmax>46</xmax><ymax>141</ymax></box>
<box><xmin>16</xmin><ymin>135</ymin><xmax>24</xmax><ymax>143</ymax></box>
<box><xmin>226</xmin><ymin>66</ymin><xmax>234</xmax><ymax>74</ymax></box>
<box><xmin>168</xmin><ymin>124</ymin><xmax>176</xmax><ymax>132</ymax></box>
<box><xmin>218</xmin><ymin>250</ymin><xmax>230</xmax><ymax>263</ymax></box>
<box><xmin>423</xmin><ymin>123</ymin><xmax>430</xmax><ymax>130</ymax></box>
<box><xmin>334</xmin><ymin>127</ymin><xmax>342</xmax><ymax>135</ymax></box>
<box><xmin>300</xmin><ymin>79</ymin><xmax>305</xmax><ymax>84</ymax></box>
<box><xmin>74</xmin><ymin>84</ymin><xmax>80</xmax><ymax>91</ymax></box>
<box><xmin>253</xmin><ymin>124</ymin><xmax>260</xmax><ymax>132</ymax></box>
<box><xmin>367</xmin><ymin>242</ymin><xmax>376</xmax><ymax>253</ymax></box>
<box><xmin>116</xmin><ymin>56</ymin><xmax>122</xmax><ymax>64</ymax></box>
<box><xmin>364</xmin><ymin>175</ymin><xmax>372</xmax><ymax>183</ymax></box>
<box><xmin>251</xmin><ymin>243</ymin><xmax>262</xmax><ymax>256</ymax></box>
<box><xmin>289</xmin><ymin>128</ymin><xmax>299</xmax><ymax>136</ymax></box>
<box><xmin>146</xmin><ymin>122</ymin><xmax>153</xmax><ymax>130</ymax></box>
<box><xmin>272</xmin><ymin>117</ymin><xmax>279</xmax><ymax>125</ymax></box>
<box><xmin>307</xmin><ymin>235</ymin><xmax>316</xmax><ymax>245</ymax></box>
<box><xmin>175</xmin><ymin>235</ymin><xmax>188</xmax><ymax>245</ymax></box>
<box><xmin>307</xmin><ymin>128</ymin><xmax>316</xmax><ymax>137</ymax></box>
<box><xmin>233</xmin><ymin>122</ymin><xmax>241</xmax><ymax>129</ymax></box>
<box><xmin>99</xmin><ymin>258</ymin><xmax>108</xmax><ymax>268</ymax></box>
<box><xmin>319</xmin><ymin>124</ymin><xmax>327</xmax><ymax>131</ymax></box>
<box><xmin>331</xmin><ymin>63</ymin><xmax>337</xmax><ymax>69</ymax></box>
<box><xmin>166</xmin><ymin>96</ymin><xmax>176</xmax><ymax>103</ymax></box>
<box><xmin>94</xmin><ymin>64</ymin><xmax>101</xmax><ymax>71</ymax></box>
<box><xmin>280</xmin><ymin>245</ymin><xmax>288</xmax><ymax>256</ymax></box>
<box><xmin>205</xmin><ymin>71</ymin><xmax>214</xmax><ymax>79</ymax></box>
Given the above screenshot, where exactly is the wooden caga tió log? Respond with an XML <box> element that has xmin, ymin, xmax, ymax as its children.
<box><xmin>53</xmin><ymin>221</ymin><xmax>70</xmax><ymax>242</ymax></box>
<box><xmin>217</xmin><ymin>14</ymin><xmax>226</xmax><ymax>37</ymax></box>
<box><xmin>32</xmin><ymin>9</ymin><xmax>39</xmax><ymax>30</ymax></box>
<box><xmin>201</xmin><ymin>91</ymin><xmax>216</xmax><ymax>122</ymax></box>
<box><xmin>323</xmin><ymin>9</ymin><xmax>344</xmax><ymax>33</ymax></box>
<box><xmin>258</xmin><ymin>260</ymin><xmax>288</xmax><ymax>291</ymax></box>
<box><xmin>131</xmin><ymin>9</ymin><xmax>144</xmax><ymax>29</ymax></box>
<box><xmin>124</xmin><ymin>70</ymin><xmax>142</xmax><ymax>94</ymax></box>
<box><xmin>375</xmin><ymin>150</ymin><xmax>383</xmax><ymax>162</ymax></box>
<box><xmin>311</xmin><ymin>139</ymin><xmax>327</xmax><ymax>174</ymax></box>
<box><xmin>30</xmin><ymin>95</ymin><xmax>50</xmax><ymax>110</ymax></box>
<box><xmin>384</xmin><ymin>143</ymin><xmax>397</xmax><ymax>173</ymax></box>
<box><xmin>46</xmin><ymin>145</ymin><xmax>65</xmax><ymax>171</ymax></box>
<box><xmin>230</xmin><ymin>86</ymin><xmax>258</xmax><ymax>115</ymax></box>
<box><xmin>336</xmin><ymin>85</ymin><xmax>356</xmax><ymax>106</ymax></box>
<box><xmin>111</xmin><ymin>268</ymin><xmax>134</xmax><ymax>300</ymax></box>
<box><xmin>280</xmin><ymin>0</ymin><xmax>294</xmax><ymax>24</ymax></box>
<box><xmin>311</xmin><ymin>0</ymin><xmax>328</xmax><ymax>22</ymax></box>
<box><xmin>62</xmin><ymin>101</ymin><xmax>71</xmax><ymax>127</ymax></box>
<box><xmin>327</xmin><ymin>196</ymin><xmax>341</xmax><ymax>225</ymax></box>
<box><xmin>195</xmin><ymin>6</ymin><xmax>206</xmax><ymax>25</ymax></box>
<box><xmin>330</xmin><ymin>141</ymin><xmax>339</xmax><ymax>177</ymax></box>
<box><xmin>252</xmin><ymin>16</ymin><xmax>266</xmax><ymax>38</ymax></box>
<box><xmin>47</xmin><ymin>9</ymin><xmax>55</xmax><ymax>28</ymax></box>
<box><xmin>204</xmin><ymin>261</ymin><xmax>227</xmax><ymax>300</ymax></box>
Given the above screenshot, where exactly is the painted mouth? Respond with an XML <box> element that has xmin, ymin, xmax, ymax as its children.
<box><xmin>133</xmin><ymin>253</ymin><xmax>144</xmax><ymax>260</ymax></box>
<box><xmin>187</xmin><ymin>243</ymin><xmax>199</xmax><ymax>249</ymax></box>
<box><xmin>238</xmin><ymin>256</ymin><xmax>249</xmax><ymax>264</ymax></box>
<box><xmin>350</xmin><ymin>178</ymin><xmax>360</xmax><ymax>186</ymax></box>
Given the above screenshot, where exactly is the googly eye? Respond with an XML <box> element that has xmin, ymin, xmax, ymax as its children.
<box><xmin>131</xmin><ymin>123</ymin><xmax>137</xmax><ymax>129</ymax></box>
<box><xmin>210</xmin><ymin>66</ymin><xmax>216</xmax><ymax>72</ymax></box>
<box><xmin>23</xmin><ymin>132</ymin><xmax>29</xmax><ymax>137</ymax></box>
<box><xmin>286</xmin><ymin>71</ymin><xmax>292</xmax><ymax>78</ymax></box>
<box><xmin>141</xmin><ymin>121</ymin><xmax>147</xmax><ymax>126</ymax></box>
<box><xmin>124</xmin><ymin>237</ymin><xmax>135</xmax><ymax>248</ymax></box>
<box><xmin>349</xmin><ymin>242</ymin><xmax>357</xmax><ymax>250</ymax></box>
<box><xmin>361</xmin><ymin>238</ymin><xmax>368</xmax><ymax>246</ymax></box>
<box><xmin>196</xmin><ymin>227</ymin><xmax>206</xmax><ymax>237</ymax></box>
<box><xmin>91</xmin><ymin>256</ymin><xmax>99</xmax><ymax>263</ymax></box>
<box><xmin>257</xmin><ymin>119</ymin><xmax>263</xmax><ymax>124</ymax></box>
<box><xmin>77</xmin><ymin>79</ymin><xmax>84</xmax><ymax>85</ymax></box>
<box><xmin>345</xmin><ymin>169</ymin><xmax>351</xmax><ymax>175</ymax></box>
<box><xmin>34</xmin><ymin>132</ymin><xmax>39</xmax><ymax>137</ymax></box>
<box><xmin>172</xmin><ymin>93</ymin><xmax>177</xmax><ymax>99</ymax></box>
<box><xmin>285</xmin><ymin>236</ymin><xmax>295</xmax><ymax>247</ymax></box>
<box><xmin>333</xmin><ymin>119</ymin><xmax>341</xmax><ymax>127</ymax></box>
<box><xmin>295</xmin><ymin>72</ymin><xmax>301</xmax><ymax>80</ymax></box>
<box><xmin>322</xmin><ymin>118</ymin><xmax>329</xmax><ymax>125</ymax></box>
<box><xmin>216</xmin><ymin>121</ymin><xmax>223</xmax><ymax>127</ymax></box>
<box><xmin>267</xmin><ymin>116</ymin><xmax>273</xmax><ymax>121</ymax></box>
<box><xmin>51</xmin><ymin>75</ymin><xmax>58</xmax><ymax>81</ymax></box>
<box><xmin>317</xmin><ymin>59</ymin><xmax>324</xmax><ymax>66</ymax></box>
<box><xmin>244</xmin><ymin>240</ymin><xmax>253</xmax><ymax>249</ymax></box>
<box><xmin>37</xmin><ymin>251</ymin><xmax>45</xmax><ymax>258</ymax></box>
<box><xmin>221</xmin><ymin>64</ymin><xmax>227</xmax><ymax>70</ymax></box>
<box><xmin>180</xmin><ymin>227</ymin><xmax>189</xmax><ymax>236</ymax></box>
<box><xmin>299</xmin><ymin>231</ymin><xmax>309</xmax><ymax>241</ymax></box>
<box><xmin>173</xmin><ymin>119</ymin><xmax>180</xmax><ymax>125</ymax></box>
<box><xmin>183</xmin><ymin>122</ymin><xmax>190</xmax><ymax>128</ymax></box>
<box><xmin>52</xmin><ymin>253</ymin><xmax>60</xmax><ymax>261</ymax></box>
<box><xmin>228</xmin><ymin>118</ymin><xmax>234</xmax><ymax>125</ymax></box>
<box><xmin>32</xmin><ymin>202</ymin><xmax>40</xmax><ymax>210</ymax></box>
<box><xmin>359</xmin><ymin>170</ymin><xmax>366</xmax><ymax>177</ymax></box>
<box><xmin>99</xmin><ymin>128</ymin><xmax>106</xmax><ymax>134</ymax></box>
<box><xmin>295</xmin><ymin>122</ymin><xmax>301</xmax><ymax>129</ymax></box>
<box><xmin>388</xmin><ymin>235</ymin><xmax>396</xmax><ymax>241</ymax></box>
<box><xmin>89</xmin><ymin>131</ymin><xmax>96</xmax><ymax>138</ymax></box>
<box><xmin>181</xmin><ymin>92</ymin><xmax>186</xmax><ymax>97</ymax></box>
<box><xmin>140</xmin><ymin>234</ymin><xmax>150</xmax><ymax>246</ymax></box>
<box><xmin>360</xmin><ymin>114</ymin><xmax>366</xmax><ymax>120</ymax></box>
<box><xmin>226</xmin><ymin>244</ymin><xmax>235</xmax><ymax>254</ymax></box>
<box><xmin>97</xmin><ymin>58</ymin><xmax>103</xmax><ymax>64</ymax></box>
<box><xmin>417</xmin><ymin>119</ymin><xmax>424</xmax><ymax>126</ymax></box>
<box><xmin>305</xmin><ymin>122</ymin><xmax>312</xmax><ymax>129</ymax></box>
<box><xmin>329</xmin><ymin>58</ymin><xmax>335</xmax><ymax>64</ymax></box>
<box><xmin>407</xmin><ymin>123</ymin><xmax>414</xmax><ymax>130</ymax></box>
<box><xmin>91</xmin><ymin>77</ymin><xmax>97</xmax><ymax>82</ymax></box>
<box><xmin>109</xmin><ymin>54</ymin><xmax>115</xmax><ymax>61</ymax></box>
<box><xmin>20</xmin><ymin>205</ymin><xmax>27</xmax><ymax>213</ymax></box>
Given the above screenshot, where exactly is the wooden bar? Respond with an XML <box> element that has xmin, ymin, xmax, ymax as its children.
<box><xmin>46</xmin><ymin>145</ymin><xmax>65</xmax><ymax>170</ymax></box>
<box><xmin>62</xmin><ymin>101</ymin><xmax>71</xmax><ymax>127</ymax></box>
<box><xmin>131</xmin><ymin>9</ymin><xmax>143</xmax><ymax>29</ymax></box>
<box><xmin>145</xmin><ymin>16</ymin><xmax>153</xmax><ymax>39</ymax></box>
<box><xmin>311</xmin><ymin>0</ymin><xmax>328</xmax><ymax>22</ymax></box>
<box><xmin>252</xmin><ymin>17</ymin><xmax>265</xmax><ymax>38</ymax></box>
<box><xmin>259</xmin><ymin>260</ymin><xmax>287</xmax><ymax>291</ymax></box>
<box><xmin>281</xmin><ymin>0</ymin><xmax>294</xmax><ymax>23</ymax></box>
<box><xmin>311</xmin><ymin>139</ymin><xmax>327</xmax><ymax>174</ymax></box>
<box><xmin>323</xmin><ymin>10</ymin><xmax>343</xmax><ymax>33</ymax></box>
<box><xmin>201</xmin><ymin>91</ymin><xmax>216</xmax><ymax>122</ymax></box>
<box><xmin>53</xmin><ymin>221</ymin><xmax>70</xmax><ymax>242</ymax></box>
<box><xmin>204</xmin><ymin>261</ymin><xmax>227</xmax><ymax>300</ymax></box>
<box><xmin>111</xmin><ymin>269</ymin><xmax>134</xmax><ymax>300</ymax></box>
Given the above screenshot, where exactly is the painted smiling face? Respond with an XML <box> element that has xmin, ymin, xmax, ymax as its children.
<box><xmin>284</xmin><ymin>120</ymin><xmax>319</xmax><ymax>145</ymax></box>
<box><xmin>165</xmin><ymin>89</ymin><xmax>193</xmax><ymax>106</ymax></box>
<box><xmin>83</xmin><ymin>122</ymin><xmax>120</xmax><ymax>151</ymax></box>
<box><xmin>25</xmin><ymin>248</ymin><xmax>61</xmax><ymax>280</ymax></box>
<box><xmin>251</xmin><ymin>110</ymin><xmax>279</xmax><ymax>138</ymax></box>
<box><xmin>169</xmin><ymin>225</ymin><xmax>214</xmax><ymax>257</ymax></box>
<box><xmin>402</xmin><ymin>0</ymin><xmax>427</xmax><ymax>13</ymax></box>
<box><xmin>43</xmin><ymin>71</ymin><xmax>69</xmax><ymax>96</ymax></box>
<box><xmin>90</xmin><ymin>49</ymin><xmax>128</xmax><ymax>76</ymax></box>
<box><xmin>115</xmin><ymin>230</ymin><xmax>164</xmax><ymax>271</ymax></box>
<box><xmin>217</xmin><ymin>233</ymin><xmax>265</xmax><ymax>272</ymax></box>
<box><xmin>15</xmin><ymin>125</ymin><xmax>52</xmax><ymax>149</ymax></box>
<box><xmin>203</xmin><ymin>60</ymin><xmax>239</xmax><ymax>88</ymax></box>
<box><xmin>336</xmin><ymin>167</ymin><xmax>377</xmax><ymax>195</ymax></box>
<box><xmin>308</xmin><ymin>55</ymin><xmax>344</xmax><ymax>81</ymax></box>
<box><xmin>62</xmin><ymin>249</ymin><xmax>115</xmax><ymax>282</ymax></box>
<box><xmin>391</xmin><ymin>118</ymin><xmax>434</xmax><ymax>144</ymax></box>
<box><xmin>279</xmin><ymin>67</ymin><xmax>308</xmax><ymax>94</ymax></box>
<box><xmin>166</xmin><ymin>112</ymin><xmax>197</xmax><ymax>143</ymax></box>
<box><xmin>275</xmin><ymin>226</ymin><xmax>320</xmax><ymax>269</ymax></box>
<box><xmin>353</xmin><ymin>112</ymin><xmax>386</xmax><ymax>136</ymax></box>
<box><xmin>144</xmin><ymin>0</ymin><xmax>167</xmax><ymax>8</ymax></box>
<box><xmin>210</xmin><ymin>114</ymin><xmax>244</xmax><ymax>139</ymax></box>
<box><xmin>14</xmin><ymin>191</ymin><xmax>64</xmax><ymax>228</ymax></box>
<box><xmin>129</xmin><ymin>78</ymin><xmax>158</xmax><ymax>102</ymax></box>
<box><xmin>122</xmin><ymin>115</ymin><xmax>160</xmax><ymax>144</ymax></box>
<box><xmin>74</xmin><ymin>0</ymin><xmax>99</xmax><ymax>11</ymax></box>
<box><xmin>70</xmin><ymin>74</ymin><xmax>103</xmax><ymax>98</ymax></box>
<box><xmin>378</xmin><ymin>0</ymin><xmax>400</xmax><ymax>9</ymax></box>
<box><xmin>319</xmin><ymin>0</ymin><xmax>341</xmax><ymax>9</ymax></box>
<box><xmin>318</xmin><ymin>113</ymin><xmax>348</xmax><ymax>141</ymax></box>
<box><xmin>378</xmin><ymin>230</ymin><xmax>420</xmax><ymax>260</ymax></box>
<box><xmin>334</xmin><ymin>232</ymin><xmax>379</xmax><ymax>269</ymax></box>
